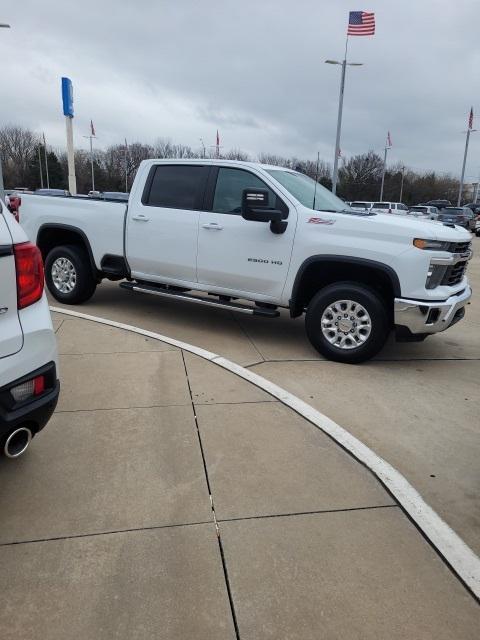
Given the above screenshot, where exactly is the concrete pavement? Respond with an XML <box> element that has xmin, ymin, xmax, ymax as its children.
<box><xmin>0</xmin><ymin>313</ymin><xmax>478</xmax><ymax>638</ymax></box>
<box><xmin>47</xmin><ymin>238</ymin><xmax>480</xmax><ymax>556</ymax></box>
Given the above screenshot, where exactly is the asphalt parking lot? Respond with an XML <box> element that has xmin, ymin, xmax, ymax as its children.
<box><xmin>49</xmin><ymin>238</ymin><xmax>480</xmax><ymax>556</ymax></box>
<box><xmin>0</xmin><ymin>312</ymin><xmax>478</xmax><ymax>638</ymax></box>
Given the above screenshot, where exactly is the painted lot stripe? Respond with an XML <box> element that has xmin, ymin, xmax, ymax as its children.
<box><xmin>51</xmin><ymin>306</ymin><xmax>480</xmax><ymax>600</ymax></box>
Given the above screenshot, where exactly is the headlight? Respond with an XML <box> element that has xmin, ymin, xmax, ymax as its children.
<box><xmin>413</xmin><ymin>238</ymin><xmax>450</xmax><ymax>250</ymax></box>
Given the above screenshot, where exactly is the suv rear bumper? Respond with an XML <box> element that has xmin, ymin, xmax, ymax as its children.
<box><xmin>0</xmin><ymin>362</ymin><xmax>60</xmax><ymax>442</ymax></box>
<box><xmin>394</xmin><ymin>286</ymin><xmax>472</xmax><ymax>335</ymax></box>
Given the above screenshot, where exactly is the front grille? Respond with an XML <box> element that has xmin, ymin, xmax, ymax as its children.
<box><xmin>448</xmin><ymin>241</ymin><xmax>471</xmax><ymax>254</ymax></box>
<box><xmin>441</xmin><ymin>261</ymin><xmax>468</xmax><ymax>286</ymax></box>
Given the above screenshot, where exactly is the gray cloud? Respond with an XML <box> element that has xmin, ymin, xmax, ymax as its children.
<box><xmin>1</xmin><ymin>0</ymin><xmax>479</xmax><ymax>177</ymax></box>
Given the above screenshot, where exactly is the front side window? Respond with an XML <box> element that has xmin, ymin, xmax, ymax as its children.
<box><xmin>398</xmin><ymin>203</ymin><xmax>408</xmax><ymax>211</ymax></box>
<box><xmin>145</xmin><ymin>165</ymin><xmax>207</xmax><ymax>210</ymax></box>
<box><xmin>213</xmin><ymin>167</ymin><xmax>282</xmax><ymax>215</ymax></box>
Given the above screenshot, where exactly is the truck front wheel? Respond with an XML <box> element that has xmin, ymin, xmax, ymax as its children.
<box><xmin>45</xmin><ymin>245</ymin><xmax>97</xmax><ymax>304</ymax></box>
<box><xmin>305</xmin><ymin>282</ymin><xmax>389</xmax><ymax>364</ymax></box>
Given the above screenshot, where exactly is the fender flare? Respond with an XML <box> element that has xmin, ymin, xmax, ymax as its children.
<box><xmin>37</xmin><ymin>223</ymin><xmax>98</xmax><ymax>274</ymax></box>
<box><xmin>290</xmin><ymin>255</ymin><xmax>402</xmax><ymax>315</ymax></box>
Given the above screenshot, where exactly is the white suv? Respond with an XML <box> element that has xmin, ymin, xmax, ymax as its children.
<box><xmin>0</xmin><ymin>205</ymin><xmax>59</xmax><ymax>458</ymax></box>
<box><xmin>370</xmin><ymin>202</ymin><xmax>409</xmax><ymax>215</ymax></box>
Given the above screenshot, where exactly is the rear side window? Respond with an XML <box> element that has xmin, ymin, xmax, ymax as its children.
<box><xmin>144</xmin><ymin>165</ymin><xmax>208</xmax><ymax>210</ymax></box>
<box><xmin>372</xmin><ymin>203</ymin><xmax>390</xmax><ymax>209</ymax></box>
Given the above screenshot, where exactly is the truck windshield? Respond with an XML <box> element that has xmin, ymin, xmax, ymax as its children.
<box><xmin>265</xmin><ymin>169</ymin><xmax>352</xmax><ymax>213</ymax></box>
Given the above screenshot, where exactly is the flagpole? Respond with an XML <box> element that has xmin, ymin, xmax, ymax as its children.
<box><xmin>124</xmin><ymin>139</ymin><xmax>128</xmax><ymax>192</ymax></box>
<box><xmin>90</xmin><ymin>136</ymin><xmax>95</xmax><ymax>192</ymax></box>
<box><xmin>37</xmin><ymin>145</ymin><xmax>44</xmax><ymax>189</ymax></box>
<box><xmin>457</xmin><ymin>128</ymin><xmax>471</xmax><ymax>206</ymax></box>
<box><xmin>380</xmin><ymin>145</ymin><xmax>389</xmax><ymax>202</ymax></box>
<box><xmin>399</xmin><ymin>165</ymin><xmax>405</xmax><ymax>202</ymax></box>
<box><xmin>43</xmin><ymin>134</ymin><xmax>50</xmax><ymax>189</ymax></box>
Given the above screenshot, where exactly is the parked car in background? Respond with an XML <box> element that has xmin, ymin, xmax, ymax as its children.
<box><xmin>350</xmin><ymin>201</ymin><xmax>373</xmax><ymax>212</ymax></box>
<box><xmin>462</xmin><ymin>207</ymin><xmax>476</xmax><ymax>232</ymax></box>
<box><xmin>87</xmin><ymin>190</ymin><xmax>101</xmax><ymax>198</ymax></box>
<box><xmin>0</xmin><ymin>203</ymin><xmax>59</xmax><ymax>458</ymax></box>
<box><xmin>436</xmin><ymin>207</ymin><xmax>472</xmax><ymax>230</ymax></box>
<box><xmin>408</xmin><ymin>205</ymin><xmax>439</xmax><ymax>220</ymax></box>
<box><xmin>464</xmin><ymin>203</ymin><xmax>480</xmax><ymax>216</ymax></box>
<box><xmin>475</xmin><ymin>218</ymin><xmax>480</xmax><ymax>236</ymax></box>
<box><xmin>101</xmin><ymin>192</ymin><xmax>129</xmax><ymax>202</ymax></box>
<box><xmin>426</xmin><ymin>199</ymin><xmax>452</xmax><ymax>209</ymax></box>
<box><xmin>35</xmin><ymin>189</ymin><xmax>70</xmax><ymax>197</ymax></box>
<box><xmin>370</xmin><ymin>202</ymin><xmax>409</xmax><ymax>215</ymax></box>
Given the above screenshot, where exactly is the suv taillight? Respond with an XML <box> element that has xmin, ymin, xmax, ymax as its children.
<box><xmin>13</xmin><ymin>242</ymin><xmax>44</xmax><ymax>309</ymax></box>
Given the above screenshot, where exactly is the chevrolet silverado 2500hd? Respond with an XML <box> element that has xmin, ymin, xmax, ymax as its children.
<box><xmin>17</xmin><ymin>160</ymin><xmax>472</xmax><ymax>363</ymax></box>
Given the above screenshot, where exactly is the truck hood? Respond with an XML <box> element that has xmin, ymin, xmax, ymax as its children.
<box><xmin>370</xmin><ymin>213</ymin><xmax>471</xmax><ymax>242</ymax></box>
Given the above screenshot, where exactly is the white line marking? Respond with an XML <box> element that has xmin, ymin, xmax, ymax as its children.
<box><xmin>51</xmin><ymin>305</ymin><xmax>480</xmax><ymax>599</ymax></box>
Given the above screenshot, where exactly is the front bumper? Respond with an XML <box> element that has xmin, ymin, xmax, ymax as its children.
<box><xmin>394</xmin><ymin>286</ymin><xmax>472</xmax><ymax>335</ymax></box>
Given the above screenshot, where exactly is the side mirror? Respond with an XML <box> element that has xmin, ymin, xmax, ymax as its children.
<box><xmin>241</xmin><ymin>189</ymin><xmax>283</xmax><ymax>223</ymax></box>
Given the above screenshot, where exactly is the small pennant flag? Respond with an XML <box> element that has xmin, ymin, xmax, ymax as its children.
<box><xmin>386</xmin><ymin>131</ymin><xmax>392</xmax><ymax>147</ymax></box>
<box><xmin>90</xmin><ymin>120</ymin><xmax>96</xmax><ymax>136</ymax></box>
<box><xmin>216</xmin><ymin>130</ymin><xmax>220</xmax><ymax>146</ymax></box>
<box><xmin>468</xmin><ymin>107</ymin><xmax>474</xmax><ymax>130</ymax></box>
<box><xmin>42</xmin><ymin>132</ymin><xmax>47</xmax><ymax>147</ymax></box>
<box><xmin>347</xmin><ymin>11</ymin><xmax>375</xmax><ymax>36</ymax></box>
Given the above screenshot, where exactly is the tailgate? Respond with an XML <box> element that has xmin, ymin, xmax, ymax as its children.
<box><xmin>0</xmin><ymin>214</ymin><xmax>23</xmax><ymax>358</ymax></box>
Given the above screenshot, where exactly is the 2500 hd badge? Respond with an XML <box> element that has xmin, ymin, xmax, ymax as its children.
<box><xmin>248</xmin><ymin>258</ymin><xmax>283</xmax><ymax>265</ymax></box>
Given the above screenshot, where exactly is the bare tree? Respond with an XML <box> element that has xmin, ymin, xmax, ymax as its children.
<box><xmin>0</xmin><ymin>125</ymin><xmax>38</xmax><ymax>187</ymax></box>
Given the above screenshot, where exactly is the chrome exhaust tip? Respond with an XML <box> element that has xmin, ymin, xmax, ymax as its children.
<box><xmin>4</xmin><ymin>427</ymin><xmax>32</xmax><ymax>459</ymax></box>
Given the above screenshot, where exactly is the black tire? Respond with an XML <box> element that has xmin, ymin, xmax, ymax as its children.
<box><xmin>45</xmin><ymin>245</ymin><xmax>97</xmax><ymax>304</ymax></box>
<box><xmin>305</xmin><ymin>282</ymin><xmax>389</xmax><ymax>364</ymax></box>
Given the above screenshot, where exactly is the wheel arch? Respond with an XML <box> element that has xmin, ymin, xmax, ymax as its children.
<box><xmin>36</xmin><ymin>224</ymin><xmax>98</xmax><ymax>276</ymax></box>
<box><xmin>290</xmin><ymin>255</ymin><xmax>401</xmax><ymax>318</ymax></box>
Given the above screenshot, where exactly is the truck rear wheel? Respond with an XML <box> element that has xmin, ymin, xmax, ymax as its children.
<box><xmin>45</xmin><ymin>245</ymin><xmax>97</xmax><ymax>304</ymax></box>
<box><xmin>305</xmin><ymin>282</ymin><xmax>389</xmax><ymax>364</ymax></box>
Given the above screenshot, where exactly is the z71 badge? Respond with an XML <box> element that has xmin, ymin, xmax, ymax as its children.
<box><xmin>308</xmin><ymin>217</ymin><xmax>335</xmax><ymax>225</ymax></box>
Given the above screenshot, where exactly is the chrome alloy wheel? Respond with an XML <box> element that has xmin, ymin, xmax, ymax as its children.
<box><xmin>320</xmin><ymin>299</ymin><xmax>372</xmax><ymax>350</ymax></box>
<box><xmin>51</xmin><ymin>257</ymin><xmax>77</xmax><ymax>293</ymax></box>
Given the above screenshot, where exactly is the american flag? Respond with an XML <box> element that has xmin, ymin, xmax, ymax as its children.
<box><xmin>90</xmin><ymin>120</ymin><xmax>96</xmax><ymax>136</ymax></box>
<box><xmin>386</xmin><ymin>131</ymin><xmax>392</xmax><ymax>147</ymax></box>
<box><xmin>468</xmin><ymin>107</ymin><xmax>474</xmax><ymax>130</ymax></box>
<box><xmin>347</xmin><ymin>11</ymin><xmax>375</xmax><ymax>36</ymax></box>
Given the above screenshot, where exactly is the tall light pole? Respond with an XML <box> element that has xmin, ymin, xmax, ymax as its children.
<box><xmin>0</xmin><ymin>23</ymin><xmax>11</xmax><ymax>203</ymax></box>
<box><xmin>325</xmin><ymin>51</ymin><xmax>363</xmax><ymax>195</ymax></box>
<box><xmin>458</xmin><ymin>108</ymin><xmax>476</xmax><ymax>206</ymax></box>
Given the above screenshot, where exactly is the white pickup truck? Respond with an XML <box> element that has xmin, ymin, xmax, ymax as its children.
<box><xmin>17</xmin><ymin>159</ymin><xmax>472</xmax><ymax>363</ymax></box>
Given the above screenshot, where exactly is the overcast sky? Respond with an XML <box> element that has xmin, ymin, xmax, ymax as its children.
<box><xmin>1</xmin><ymin>1</ymin><xmax>479</xmax><ymax>178</ymax></box>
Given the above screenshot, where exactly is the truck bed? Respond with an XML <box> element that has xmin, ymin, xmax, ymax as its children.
<box><xmin>19</xmin><ymin>194</ymin><xmax>126</xmax><ymax>270</ymax></box>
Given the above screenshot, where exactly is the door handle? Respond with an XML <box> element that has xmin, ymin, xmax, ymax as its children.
<box><xmin>132</xmin><ymin>214</ymin><xmax>150</xmax><ymax>222</ymax></box>
<box><xmin>202</xmin><ymin>223</ymin><xmax>223</xmax><ymax>230</ymax></box>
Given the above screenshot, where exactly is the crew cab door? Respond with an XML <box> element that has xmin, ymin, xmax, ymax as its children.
<box><xmin>126</xmin><ymin>164</ymin><xmax>209</xmax><ymax>285</ymax></box>
<box><xmin>196</xmin><ymin>167</ymin><xmax>296</xmax><ymax>301</ymax></box>
<box><xmin>0</xmin><ymin>214</ymin><xmax>23</xmax><ymax>358</ymax></box>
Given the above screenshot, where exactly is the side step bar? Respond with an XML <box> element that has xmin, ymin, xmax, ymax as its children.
<box><xmin>119</xmin><ymin>281</ymin><xmax>280</xmax><ymax>317</ymax></box>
